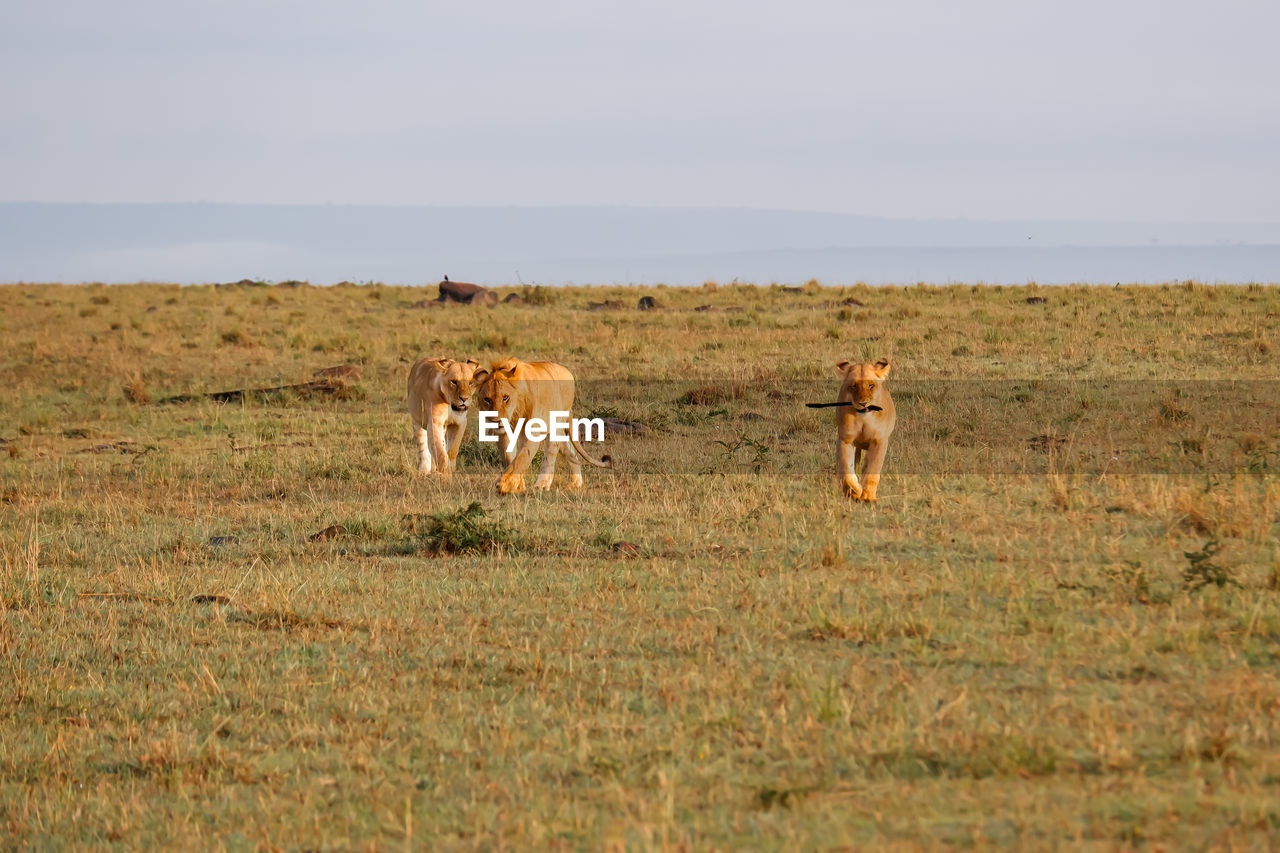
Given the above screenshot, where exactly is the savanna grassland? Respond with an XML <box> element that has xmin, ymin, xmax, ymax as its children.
<box><xmin>2</xmin><ymin>279</ymin><xmax>1279</xmax><ymax>850</ymax></box>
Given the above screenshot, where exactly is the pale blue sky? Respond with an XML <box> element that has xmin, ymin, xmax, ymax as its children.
<box><xmin>3</xmin><ymin>0</ymin><xmax>1277</xmax><ymax>221</ymax></box>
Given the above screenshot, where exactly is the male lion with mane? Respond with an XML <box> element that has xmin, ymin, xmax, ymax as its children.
<box><xmin>406</xmin><ymin>357</ymin><xmax>480</xmax><ymax>476</ymax></box>
<box><xmin>834</xmin><ymin>357</ymin><xmax>896</xmax><ymax>501</ymax></box>
<box><xmin>475</xmin><ymin>357</ymin><xmax>613</xmax><ymax>494</ymax></box>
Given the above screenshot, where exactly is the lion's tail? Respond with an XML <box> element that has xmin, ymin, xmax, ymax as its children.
<box><xmin>569</xmin><ymin>434</ymin><xmax>613</xmax><ymax>470</ymax></box>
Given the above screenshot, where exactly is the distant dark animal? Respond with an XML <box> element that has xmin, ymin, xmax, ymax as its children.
<box><xmin>437</xmin><ymin>279</ymin><xmax>498</xmax><ymax>306</ymax></box>
<box><xmin>637</xmin><ymin>296</ymin><xmax>659</xmax><ymax>311</ymax></box>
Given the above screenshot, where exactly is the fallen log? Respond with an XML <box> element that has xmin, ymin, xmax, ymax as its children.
<box><xmin>159</xmin><ymin>372</ymin><xmax>360</xmax><ymax>404</ymax></box>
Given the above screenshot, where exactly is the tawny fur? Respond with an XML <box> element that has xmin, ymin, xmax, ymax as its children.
<box><xmin>835</xmin><ymin>358</ymin><xmax>896</xmax><ymax>501</ymax></box>
<box><xmin>475</xmin><ymin>357</ymin><xmax>612</xmax><ymax>494</ymax></box>
<box><xmin>406</xmin><ymin>357</ymin><xmax>480</xmax><ymax>477</ymax></box>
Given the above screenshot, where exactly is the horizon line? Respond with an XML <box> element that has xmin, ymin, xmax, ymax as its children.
<box><xmin>3</xmin><ymin>200</ymin><xmax>1278</xmax><ymax>229</ymax></box>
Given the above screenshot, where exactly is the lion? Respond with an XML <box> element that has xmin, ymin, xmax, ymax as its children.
<box><xmin>407</xmin><ymin>357</ymin><xmax>481</xmax><ymax>476</ymax></box>
<box><xmin>474</xmin><ymin>357</ymin><xmax>613</xmax><ymax>494</ymax></box>
<box><xmin>834</xmin><ymin>358</ymin><xmax>896</xmax><ymax>501</ymax></box>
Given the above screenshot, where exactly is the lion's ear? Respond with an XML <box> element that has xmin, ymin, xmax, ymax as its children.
<box><xmin>464</xmin><ymin>358</ymin><xmax>480</xmax><ymax>366</ymax></box>
<box><xmin>835</xmin><ymin>360</ymin><xmax>851</xmax><ymax>375</ymax></box>
<box><xmin>438</xmin><ymin>358</ymin><xmax>454</xmax><ymax>368</ymax></box>
<box><xmin>472</xmin><ymin>368</ymin><xmax>490</xmax><ymax>384</ymax></box>
<box><xmin>873</xmin><ymin>358</ymin><xmax>890</xmax><ymax>378</ymax></box>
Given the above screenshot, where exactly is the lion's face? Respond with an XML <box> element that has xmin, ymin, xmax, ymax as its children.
<box><xmin>440</xmin><ymin>360</ymin><xmax>480</xmax><ymax>413</ymax></box>
<box><xmin>837</xmin><ymin>358</ymin><xmax>891</xmax><ymax>413</ymax></box>
<box><xmin>475</xmin><ymin>368</ymin><xmax>518</xmax><ymax>423</ymax></box>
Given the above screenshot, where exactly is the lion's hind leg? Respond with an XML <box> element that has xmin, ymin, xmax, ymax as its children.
<box><xmin>414</xmin><ymin>422</ymin><xmax>433</xmax><ymax>474</ymax></box>
<box><xmin>561</xmin><ymin>440</ymin><xmax>584</xmax><ymax>488</ymax></box>
<box><xmin>532</xmin><ymin>440</ymin><xmax>560</xmax><ymax>491</ymax></box>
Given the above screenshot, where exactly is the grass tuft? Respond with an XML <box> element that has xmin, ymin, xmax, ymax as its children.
<box><xmin>402</xmin><ymin>502</ymin><xmax>522</xmax><ymax>554</ymax></box>
<box><xmin>1182</xmin><ymin>539</ymin><xmax>1239</xmax><ymax>591</ymax></box>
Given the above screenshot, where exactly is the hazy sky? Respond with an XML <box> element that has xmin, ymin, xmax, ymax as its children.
<box><xmin>3</xmin><ymin>0</ymin><xmax>1277</xmax><ymax>222</ymax></box>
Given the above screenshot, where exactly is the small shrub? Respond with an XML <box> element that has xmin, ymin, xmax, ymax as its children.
<box><xmin>462</xmin><ymin>332</ymin><xmax>510</xmax><ymax>351</ymax></box>
<box><xmin>458</xmin><ymin>440</ymin><xmax>504</xmax><ymax>468</ymax></box>
<box><xmin>1182</xmin><ymin>539</ymin><xmax>1238</xmax><ymax>591</ymax></box>
<box><xmin>337</xmin><ymin>517</ymin><xmax>390</xmax><ymax>540</ymax></box>
<box><xmin>817</xmin><ymin>543</ymin><xmax>844</xmax><ymax>568</ymax></box>
<box><xmin>1159</xmin><ymin>396</ymin><xmax>1190</xmax><ymax>423</ymax></box>
<box><xmin>403</xmin><ymin>502</ymin><xmax>521</xmax><ymax>555</ymax></box>
<box><xmin>755</xmin><ymin>785</ymin><xmax>813</xmax><ymax>811</ymax></box>
<box><xmin>1103</xmin><ymin>560</ymin><xmax>1160</xmax><ymax>603</ymax></box>
<box><xmin>122</xmin><ymin>377</ymin><xmax>151</xmax><ymax>405</ymax></box>
<box><xmin>221</xmin><ymin>329</ymin><xmax>253</xmax><ymax>347</ymax></box>
<box><xmin>678</xmin><ymin>383</ymin><xmax>745</xmax><ymax>406</ymax></box>
<box><xmin>521</xmin><ymin>285</ymin><xmax>555</xmax><ymax>305</ymax></box>
<box><xmin>710</xmin><ymin>433</ymin><xmax>771</xmax><ymax>473</ymax></box>
<box><xmin>592</xmin><ymin>519</ymin><xmax>619</xmax><ymax>548</ymax></box>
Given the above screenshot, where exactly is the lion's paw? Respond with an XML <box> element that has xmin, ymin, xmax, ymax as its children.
<box><xmin>496</xmin><ymin>474</ymin><xmax>525</xmax><ymax>494</ymax></box>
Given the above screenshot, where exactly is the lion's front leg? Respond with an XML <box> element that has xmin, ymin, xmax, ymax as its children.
<box><xmin>496</xmin><ymin>437</ymin><xmax>540</xmax><ymax>494</ymax></box>
<box><xmin>838</xmin><ymin>439</ymin><xmax>861</xmax><ymax>498</ymax></box>
<box><xmin>445</xmin><ymin>420</ymin><xmax>466</xmax><ymax>473</ymax></box>
<box><xmin>860</xmin><ymin>441</ymin><xmax>889</xmax><ymax>502</ymax></box>
<box><xmin>429</xmin><ymin>417</ymin><xmax>451</xmax><ymax>478</ymax></box>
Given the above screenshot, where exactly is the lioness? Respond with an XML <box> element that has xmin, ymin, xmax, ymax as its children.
<box><xmin>407</xmin><ymin>357</ymin><xmax>481</xmax><ymax>476</ymax></box>
<box><xmin>835</xmin><ymin>358</ymin><xmax>896</xmax><ymax>501</ymax></box>
<box><xmin>475</xmin><ymin>357</ymin><xmax>613</xmax><ymax>494</ymax></box>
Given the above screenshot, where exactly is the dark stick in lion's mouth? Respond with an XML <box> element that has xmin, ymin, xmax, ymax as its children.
<box><xmin>805</xmin><ymin>402</ymin><xmax>883</xmax><ymax>410</ymax></box>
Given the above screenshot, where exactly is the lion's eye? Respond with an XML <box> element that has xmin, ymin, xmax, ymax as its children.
<box><xmin>451</xmin><ymin>379</ymin><xmax>458</xmax><ymax>386</ymax></box>
<box><xmin>502</xmin><ymin>395</ymin><xmax>510</xmax><ymax>403</ymax></box>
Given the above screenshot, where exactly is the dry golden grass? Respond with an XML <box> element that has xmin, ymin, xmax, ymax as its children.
<box><xmin>1</xmin><ymin>280</ymin><xmax>1279</xmax><ymax>848</ymax></box>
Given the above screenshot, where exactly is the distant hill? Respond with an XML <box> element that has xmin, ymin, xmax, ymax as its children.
<box><xmin>2</xmin><ymin>203</ymin><xmax>1278</xmax><ymax>285</ymax></box>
